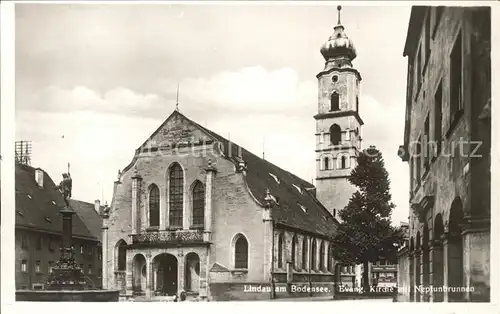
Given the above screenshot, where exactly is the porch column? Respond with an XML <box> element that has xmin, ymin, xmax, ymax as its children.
<box><xmin>177</xmin><ymin>252</ymin><xmax>185</xmax><ymax>294</ymax></box>
<box><xmin>199</xmin><ymin>248</ymin><xmax>209</xmax><ymax>299</ymax></box>
<box><xmin>204</xmin><ymin>159</ymin><xmax>217</xmax><ymax>242</ymax></box>
<box><xmin>131</xmin><ymin>170</ymin><xmax>142</xmax><ymax>235</ymax></box>
<box><xmin>462</xmin><ymin>216</ymin><xmax>490</xmax><ymax>302</ymax></box>
<box><xmin>145</xmin><ymin>253</ymin><xmax>152</xmax><ymax>298</ymax></box>
<box><xmin>125</xmin><ymin>251</ymin><xmax>134</xmax><ymax>297</ymax></box>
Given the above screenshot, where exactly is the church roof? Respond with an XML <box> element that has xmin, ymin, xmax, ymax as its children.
<box><xmin>14</xmin><ymin>163</ymin><xmax>97</xmax><ymax>241</ymax></box>
<box><xmin>135</xmin><ymin>110</ymin><xmax>339</xmax><ymax>239</ymax></box>
<box><xmin>68</xmin><ymin>199</ymin><xmax>103</xmax><ymax>242</ymax></box>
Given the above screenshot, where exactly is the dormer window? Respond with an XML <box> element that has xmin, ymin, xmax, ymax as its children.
<box><xmin>51</xmin><ymin>200</ymin><xmax>56</xmax><ymax>205</ymax></box>
<box><xmin>292</xmin><ymin>184</ymin><xmax>303</xmax><ymax>194</ymax></box>
<box><xmin>27</xmin><ymin>194</ymin><xmax>32</xmax><ymax>200</ymax></box>
<box><xmin>44</xmin><ymin>216</ymin><xmax>52</xmax><ymax>223</ymax></box>
<box><xmin>269</xmin><ymin>173</ymin><xmax>280</xmax><ymax>184</ymax></box>
<box><xmin>297</xmin><ymin>203</ymin><xmax>307</xmax><ymax>213</ymax></box>
<box><xmin>17</xmin><ymin>211</ymin><xmax>24</xmax><ymax>217</ymax></box>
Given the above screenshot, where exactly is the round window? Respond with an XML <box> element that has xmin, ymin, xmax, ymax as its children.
<box><xmin>332</xmin><ymin>75</ymin><xmax>338</xmax><ymax>82</ymax></box>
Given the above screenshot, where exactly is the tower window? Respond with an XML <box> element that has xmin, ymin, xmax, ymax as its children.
<box><xmin>341</xmin><ymin>156</ymin><xmax>347</xmax><ymax>169</ymax></box>
<box><xmin>324</xmin><ymin>157</ymin><xmax>330</xmax><ymax>170</ymax></box>
<box><xmin>330</xmin><ymin>92</ymin><xmax>340</xmax><ymax>111</ymax></box>
<box><xmin>356</xmin><ymin>96</ymin><xmax>359</xmax><ymax>112</ymax></box>
<box><xmin>332</xmin><ymin>75</ymin><xmax>338</xmax><ymax>82</ymax></box>
<box><xmin>329</xmin><ymin>124</ymin><xmax>341</xmax><ymax>145</ymax></box>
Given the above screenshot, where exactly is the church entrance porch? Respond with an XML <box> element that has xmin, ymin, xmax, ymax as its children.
<box><xmin>153</xmin><ymin>254</ymin><xmax>178</xmax><ymax>296</ymax></box>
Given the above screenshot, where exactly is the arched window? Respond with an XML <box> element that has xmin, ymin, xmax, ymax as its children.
<box><xmin>328</xmin><ymin>243</ymin><xmax>333</xmax><ymax>272</ymax></box>
<box><xmin>319</xmin><ymin>241</ymin><xmax>325</xmax><ymax>271</ymax></box>
<box><xmin>192</xmin><ymin>181</ymin><xmax>205</xmax><ymax>227</ymax></box>
<box><xmin>291</xmin><ymin>235</ymin><xmax>298</xmax><ymax>269</ymax></box>
<box><xmin>324</xmin><ymin>157</ymin><xmax>330</xmax><ymax>170</ymax></box>
<box><xmin>330</xmin><ymin>92</ymin><xmax>340</xmax><ymax>111</ymax></box>
<box><xmin>117</xmin><ymin>240</ymin><xmax>127</xmax><ymax>271</ymax></box>
<box><xmin>169</xmin><ymin>163</ymin><xmax>184</xmax><ymax>227</ymax></box>
<box><xmin>277</xmin><ymin>233</ymin><xmax>284</xmax><ymax>269</ymax></box>
<box><xmin>302</xmin><ymin>237</ymin><xmax>308</xmax><ymax>270</ymax></box>
<box><xmin>234</xmin><ymin>235</ymin><xmax>248</xmax><ymax>269</ymax></box>
<box><xmin>311</xmin><ymin>239</ymin><xmax>317</xmax><ymax>271</ymax></box>
<box><xmin>330</xmin><ymin>124</ymin><xmax>341</xmax><ymax>145</ymax></box>
<box><xmin>149</xmin><ymin>184</ymin><xmax>160</xmax><ymax>227</ymax></box>
<box><xmin>341</xmin><ymin>156</ymin><xmax>347</xmax><ymax>169</ymax></box>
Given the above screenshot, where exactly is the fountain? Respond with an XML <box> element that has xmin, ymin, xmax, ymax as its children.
<box><xmin>16</xmin><ymin>169</ymin><xmax>119</xmax><ymax>302</ymax></box>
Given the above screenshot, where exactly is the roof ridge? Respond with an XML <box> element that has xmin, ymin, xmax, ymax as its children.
<box><xmin>182</xmin><ymin>112</ymin><xmax>314</xmax><ymax>188</ymax></box>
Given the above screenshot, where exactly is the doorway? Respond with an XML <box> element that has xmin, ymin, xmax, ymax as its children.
<box><xmin>154</xmin><ymin>254</ymin><xmax>178</xmax><ymax>296</ymax></box>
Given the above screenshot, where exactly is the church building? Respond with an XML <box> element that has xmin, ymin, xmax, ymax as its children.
<box><xmin>102</xmin><ymin>7</ymin><xmax>364</xmax><ymax>301</ymax></box>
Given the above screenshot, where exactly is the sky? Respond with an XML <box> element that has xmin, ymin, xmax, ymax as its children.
<box><xmin>15</xmin><ymin>3</ymin><xmax>411</xmax><ymax>224</ymax></box>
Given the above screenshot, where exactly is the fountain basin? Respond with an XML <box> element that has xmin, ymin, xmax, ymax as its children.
<box><xmin>16</xmin><ymin>289</ymin><xmax>120</xmax><ymax>302</ymax></box>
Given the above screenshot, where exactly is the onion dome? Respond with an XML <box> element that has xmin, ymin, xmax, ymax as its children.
<box><xmin>320</xmin><ymin>6</ymin><xmax>357</xmax><ymax>62</ymax></box>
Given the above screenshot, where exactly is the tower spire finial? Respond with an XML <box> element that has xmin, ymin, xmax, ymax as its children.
<box><xmin>175</xmin><ymin>83</ymin><xmax>180</xmax><ymax>111</ymax></box>
<box><xmin>337</xmin><ymin>5</ymin><xmax>342</xmax><ymax>25</ymax></box>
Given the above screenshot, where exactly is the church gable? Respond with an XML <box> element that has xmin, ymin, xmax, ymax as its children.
<box><xmin>139</xmin><ymin>111</ymin><xmax>216</xmax><ymax>152</ymax></box>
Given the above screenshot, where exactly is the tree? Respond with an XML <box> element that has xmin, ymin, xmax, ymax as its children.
<box><xmin>332</xmin><ymin>146</ymin><xmax>404</xmax><ymax>290</ymax></box>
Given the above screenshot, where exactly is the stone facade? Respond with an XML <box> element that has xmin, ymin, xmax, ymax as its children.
<box><xmin>398</xmin><ymin>6</ymin><xmax>491</xmax><ymax>302</ymax></box>
<box><xmin>103</xmin><ymin>111</ymin><xmax>338</xmax><ymax>301</ymax></box>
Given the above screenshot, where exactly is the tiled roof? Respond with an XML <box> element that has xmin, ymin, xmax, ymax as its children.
<box><xmin>68</xmin><ymin>199</ymin><xmax>103</xmax><ymax>242</ymax></box>
<box><xmin>138</xmin><ymin>111</ymin><xmax>339</xmax><ymax>238</ymax></box>
<box><xmin>15</xmin><ymin>163</ymin><xmax>96</xmax><ymax>240</ymax></box>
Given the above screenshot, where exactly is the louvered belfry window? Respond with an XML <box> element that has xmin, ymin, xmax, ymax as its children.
<box><xmin>169</xmin><ymin>164</ymin><xmax>184</xmax><ymax>228</ymax></box>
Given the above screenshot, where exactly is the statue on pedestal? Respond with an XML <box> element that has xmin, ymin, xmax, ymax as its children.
<box><xmin>56</xmin><ymin>173</ymin><xmax>72</xmax><ymax>207</ymax></box>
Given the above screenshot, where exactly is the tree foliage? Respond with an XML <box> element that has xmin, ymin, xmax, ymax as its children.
<box><xmin>332</xmin><ymin>146</ymin><xmax>405</xmax><ymax>287</ymax></box>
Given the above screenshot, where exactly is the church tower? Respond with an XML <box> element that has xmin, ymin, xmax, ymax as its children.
<box><xmin>315</xmin><ymin>6</ymin><xmax>363</xmax><ymax>220</ymax></box>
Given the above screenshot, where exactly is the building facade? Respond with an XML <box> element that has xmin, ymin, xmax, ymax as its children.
<box><xmin>14</xmin><ymin>163</ymin><xmax>103</xmax><ymax>290</ymax></box>
<box><xmin>398</xmin><ymin>6</ymin><xmax>491</xmax><ymax>302</ymax></box>
<box><xmin>102</xmin><ymin>110</ymin><xmax>339</xmax><ymax>301</ymax></box>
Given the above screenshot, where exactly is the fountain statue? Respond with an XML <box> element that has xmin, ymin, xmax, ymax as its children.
<box><xmin>45</xmin><ymin>172</ymin><xmax>87</xmax><ymax>290</ymax></box>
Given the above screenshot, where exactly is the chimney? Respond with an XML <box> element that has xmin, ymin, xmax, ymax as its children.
<box><xmin>34</xmin><ymin>168</ymin><xmax>44</xmax><ymax>188</ymax></box>
<box><xmin>94</xmin><ymin>199</ymin><xmax>101</xmax><ymax>214</ymax></box>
